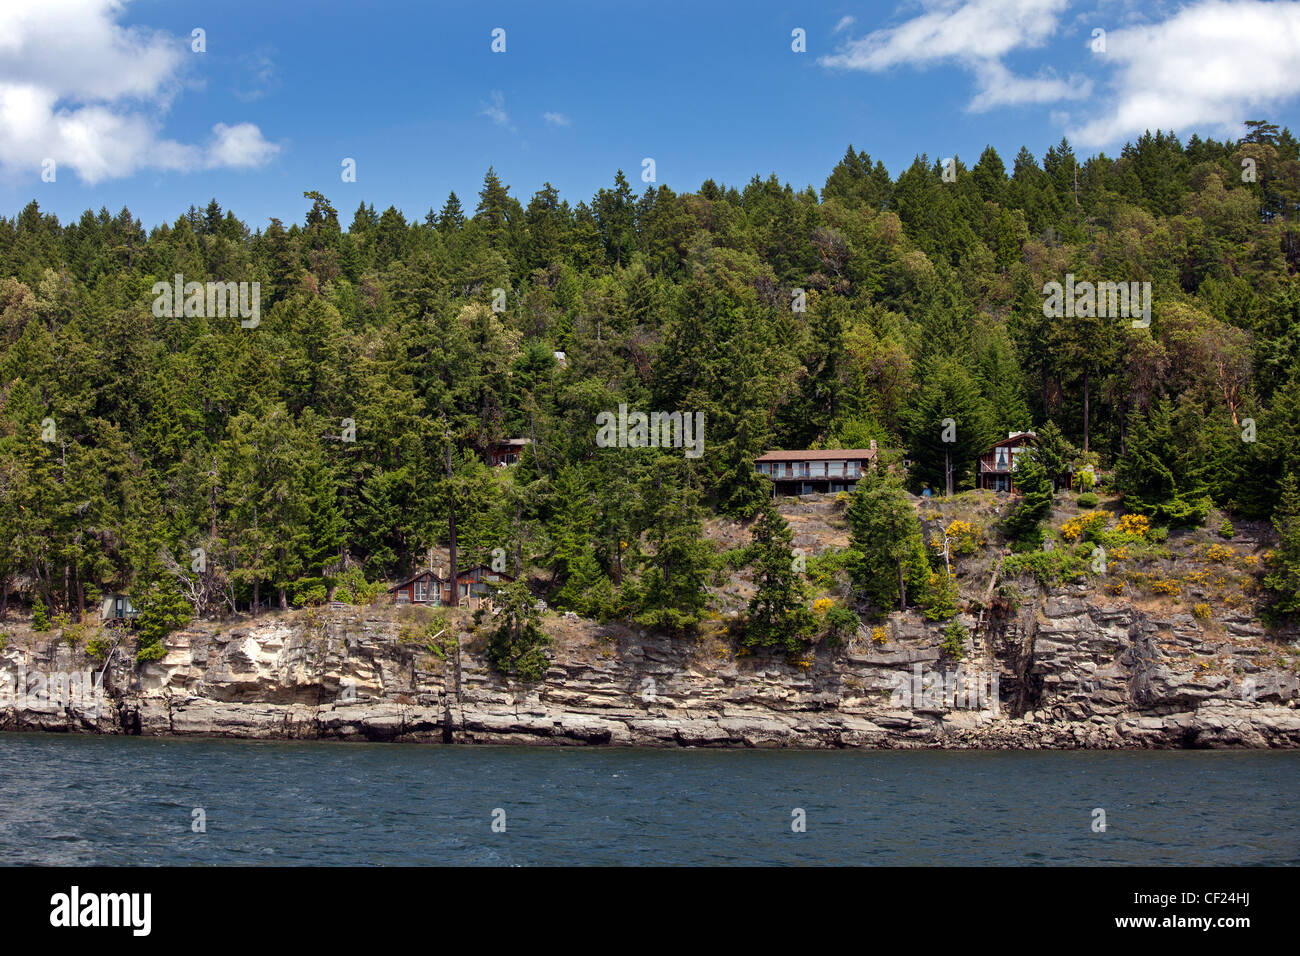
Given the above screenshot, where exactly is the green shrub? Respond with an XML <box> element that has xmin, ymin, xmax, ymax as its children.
<box><xmin>485</xmin><ymin>581</ymin><xmax>552</xmax><ymax>682</ymax></box>
<box><xmin>31</xmin><ymin>597</ymin><xmax>50</xmax><ymax>632</ymax></box>
<box><xmin>920</xmin><ymin>570</ymin><xmax>960</xmax><ymax>621</ymax></box>
<box><xmin>940</xmin><ymin>620</ymin><xmax>967</xmax><ymax>660</ymax></box>
<box><xmin>821</xmin><ymin>604</ymin><xmax>860</xmax><ymax>647</ymax></box>
<box><xmin>85</xmin><ymin>637</ymin><xmax>112</xmax><ymax>662</ymax></box>
<box><xmin>289</xmin><ymin>577</ymin><xmax>329</xmax><ymax>608</ymax></box>
<box><xmin>1077</xmin><ymin>492</ymin><xmax>1099</xmax><ymax>508</ymax></box>
<box><xmin>1002</xmin><ymin>547</ymin><xmax>1088</xmax><ymax>585</ymax></box>
<box><xmin>1218</xmin><ymin>519</ymin><xmax>1235</xmax><ymax>540</ymax></box>
<box><xmin>334</xmin><ymin>566</ymin><xmax>388</xmax><ymax>605</ymax></box>
<box><xmin>136</xmin><ymin>642</ymin><xmax>167</xmax><ymax>663</ymax></box>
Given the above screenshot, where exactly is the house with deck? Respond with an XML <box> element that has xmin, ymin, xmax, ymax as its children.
<box><xmin>487</xmin><ymin>438</ymin><xmax>531</xmax><ymax>467</ymax></box>
<box><xmin>976</xmin><ymin>432</ymin><xmax>1036</xmax><ymax>493</ymax></box>
<box><xmin>388</xmin><ymin>564</ymin><xmax>514</xmax><ymax>607</ymax></box>
<box><xmin>755</xmin><ymin>443</ymin><xmax>877</xmax><ymax>496</ymax></box>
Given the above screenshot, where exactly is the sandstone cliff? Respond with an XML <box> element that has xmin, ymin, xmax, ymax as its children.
<box><xmin>2</xmin><ymin>587</ymin><xmax>1297</xmax><ymax>748</ymax></box>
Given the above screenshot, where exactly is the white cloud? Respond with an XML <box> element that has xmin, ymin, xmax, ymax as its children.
<box><xmin>0</xmin><ymin>0</ymin><xmax>279</xmax><ymax>183</ymax></box>
<box><xmin>819</xmin><ymin>0</ymin><xmax>1088</xmax><ymax>111</ymax></box>
<box><xmin>542</xmin><ymin>111</ymin><xmax>572</xmax><ymax>127</ymax></box>
<box><xmin>479</xmin><ymin>90</ymin><xmax>515</xmax><ymax>131</ymax></box>
<box><xmin>820</xmin><ymin>0</ymin><xmax>1068</xmax><ymax>71</ymax></box>
<box><xmin>1067</xmin><ymin>0</ymin><xmax>1300</xmax><ymax>147</ymax></box>
<box><xmin>970</xmin><ymin>60</ymin><xmax>1091</xmax><ymax>112</ymax></box>
<box><xmin>833</xmin><ymin>15</ymin><xmax>856</xmax><ymax>34</ymax></box>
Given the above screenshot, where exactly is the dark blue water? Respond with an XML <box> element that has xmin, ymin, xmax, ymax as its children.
<box><xmin>0</xmin><ymin>734</ymin><xmax>1295</xmax><ymax>865</ymax></box>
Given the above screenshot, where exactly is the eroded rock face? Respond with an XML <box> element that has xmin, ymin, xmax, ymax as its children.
<box><xmin>1</xmin><ymin>592</ymin><xmax>1297</xmax><ymax>749</ymax></box>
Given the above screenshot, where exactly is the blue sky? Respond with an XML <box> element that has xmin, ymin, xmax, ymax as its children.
<box><xmin>3</xmin><ymin>0</ymin><xmax>1300</xmax><ymax>229</ymax></box>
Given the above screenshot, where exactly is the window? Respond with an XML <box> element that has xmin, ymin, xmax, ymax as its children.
<box><xmin>828</xmin><ymin>461</ymin><xmax>844</xmax><ymax>477</ymax></box>
<box><xmin>995</xmin><ymin>446</ymin><xmax>1010</xmax><ymax>469</ymax></box>
<box><xmin>414</xmin><ymin>579</ymin><xmax>428</xmax><ymax>602</ymax></box>
<box><xmin>810</xmin><ymin>461</ymin><xmax>826</xmax><ymax>478</ymax></box>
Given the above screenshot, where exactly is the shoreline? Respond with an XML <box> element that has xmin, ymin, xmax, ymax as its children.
<box><xmin>3</xmin><ymin>593</ymin><xmax>1298</xmax><ymax>750</ymax></box>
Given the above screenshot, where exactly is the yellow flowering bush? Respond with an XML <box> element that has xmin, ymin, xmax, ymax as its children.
<box><xmin>812</xmin><ymin>597</ymin><xmax>835</xmax><ymax>615</ymax></box>
<box><xmin>871</xmin><ymin>626</ymin><xmax>888</xmax><ymax>645</ymax></box>
<box><xmin>1061</xmin><ymin>510</ymin><xmax>1112</xmax><ymax>542</ymax></box>
<box><xmin>944</xmin><ymin>519</ymin><xmax>986</xmax><ymax>555</ymax></box>
<box><xmin>1205</xmin><ymin>543</ymin><xmax>1233</xmax><ymax>563</ymax></box>
<box><xmin>1151</xmin><ymin>578</ymin><xmax>1181</xmax><ymax>596</ymax></box>
<box><xmin>1192</xmin><ymin>603</ymin><xmax>1212</xmax><ymax>620</ymax></box>
<box><xmin>1117</xmin><ymin>514</ymin><xmax>1149</xmax><ymax>538</ymax></box>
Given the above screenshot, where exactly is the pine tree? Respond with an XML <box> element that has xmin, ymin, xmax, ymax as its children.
<box><xmin>847</xmin><ymin>467</ymin><xmax>928</xmax><ymax>612</ymax></box>
<box><xmin>1263</xmin><ymin>475</ymin><xmax>1300</xmax><ymax>618</ymax></box>
<box><xmin>744</xmin><ymin>504</ymin><xmax>813</xmax><ymax>654</ymax></box>
<box><xmin>902</xmin><ymin>356</ymin><xmax>996</xmax><ymax>495</ymax></box>
<box><xmin>1002</xmin><ymin>454</ymin><xmax>1053</xmax><ymax>548</ymax></box>
<box><xmin>438</xmin><ymin>191</ymin><xmax>465</xmax><ymax>233</ymax></box>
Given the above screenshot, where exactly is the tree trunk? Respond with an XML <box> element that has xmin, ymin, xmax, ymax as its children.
<box><xmin>945</xmin><ymin>450</ymin><xmax>953</xmax><ymax>496</ymax></box>
<box><xmin>897</xmin><ymin>558</ymin><xmax>906</xmax><ymax>611</ymax></box>
<box><xmin>446</xmin><ymin>442</ymin><xmax>458</xmax><ymax>608</ymax></box>
<box><xmin>1082</xmin><ymin>370</ymin><xmax>1091</xmax><ymax>453</ymax></box>
<box><xmin>513</xmin><ymin>501</ymin><xmax>523</xmax><ymax>575</ymax></box>
<box><xmin>253</xmin><ymin>579</ymin><xmax>260</xmax><ymax>617</ymax></box>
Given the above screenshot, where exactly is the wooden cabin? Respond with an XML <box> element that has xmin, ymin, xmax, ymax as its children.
<box><xmin>388</xmin><ymin>570</ymin><xmax>445</xmax><ymax>605</ymax></box>
<box><xmin>487</xmin><ymin>438</ymin><xmax>531</xmax><ymax>467</ymax></box>
<box><xmin>388</xmin><ymin>565</ymin><xmax>515</xmax><ymax>607</ymax></box>
<box><xmin>100</xmin><ymin>592</ymin><xmax>138</xmax><ymax>624</ymax></box>
<box><xmin>755</xmin><ymin>443</ymin><xmax>877</xmax><ymax>496</ymax></box>
<box><xmin>976</xmin><ymin>432</ymin><xmax>1036</xmax><ymax>493</ymax></box>
<box><xmin>449</xmin><ymin>565</ymin><xmax>514</xmax><ymax>604</ymax></box>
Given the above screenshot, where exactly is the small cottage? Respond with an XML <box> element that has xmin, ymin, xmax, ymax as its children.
<box><xmin>976</xmin><ymin>432</ymin><xmax>1036</xmax><ymax>493</ymax></box>
<box><xmin>755</xmin><ymin>443</ymin><xmax>877</xmax><ymax>496</ymax></box>
<box><xmin>487</xmin><ymin>438</ymin><xmax>531</xmax><ymax>467</ymax></box>
<box><xmin>388</xmin><ymin>565</ymin><xmax>515</xmax><ymax>607</ymax></box>
<box><xmin>100</xmin><ymin>592</ymin><xmax>137</xmax><ymax>623</ymax></box>
<box><xmin>387</xmin><ymin>569</ymin><xmax>445</xmax><ymax>605</ymax></box>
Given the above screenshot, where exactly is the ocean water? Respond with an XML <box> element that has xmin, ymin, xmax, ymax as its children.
<box><xmin>0</xmin><ymin>734</ymin><xmax>1295</xmax><ymax>865</ymax></box>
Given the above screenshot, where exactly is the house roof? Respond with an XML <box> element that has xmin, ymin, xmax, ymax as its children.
<box><xmin>755</xmin><ymin>448</ymin><xmax>877</xmax><ymax>462</ymax></box>
<box><xmin>453</xmin><ymin>564</ymin><xmax>516</xmax><ymax>581</ymax></box>
<box><xmin>490</xmin><ymin>438</ymin><xmax>532</xmax><ymax>448</ymax></box>
<box><xmin>387</xmin><ymin>569</ymin><xmax>445</xmax><ymax>592</ymax></box>
<box><xmin>985</xmin><ymin>432</ymin><xmax>1036</xmax><ymax>451</ymax></box>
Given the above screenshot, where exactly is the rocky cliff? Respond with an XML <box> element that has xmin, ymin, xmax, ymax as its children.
<box><xmin>3</xmin><ymin>588</ymin><xmax>1298</xmax><ymax>748</ymax></box>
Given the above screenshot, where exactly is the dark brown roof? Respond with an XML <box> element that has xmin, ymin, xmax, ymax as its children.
<box><xmin>985</xmin><ymin>432</ymin><xmax>1037</xmax><ymax>451</ymax></box>
<box><xmin>387</xmin><ymin>569</ymin><xmax>445</xmax><ymax>592</ymax></box>
<box><xmin>755</xmin><ymin>448</ymin><xmax>877</xmax><ymax>462</ymax></box>
<box><xmin>452</xmin><ymin>564</ymin><xmax>516</xmax><ymax>582</ymax></box>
